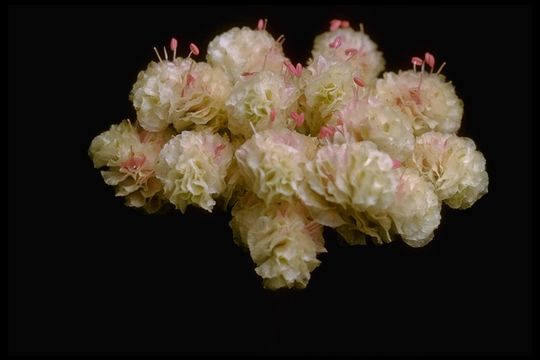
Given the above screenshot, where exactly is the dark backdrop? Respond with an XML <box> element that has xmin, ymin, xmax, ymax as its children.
<box><xmin>9</xmin><ymin>4</ymin><xmax>533</xmax><ymax>356</ymax></box>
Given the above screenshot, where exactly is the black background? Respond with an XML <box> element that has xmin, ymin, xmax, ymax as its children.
<box><xmin>9</xmin><ymin>4</ymin><xmax>533</xmax><ymax>356</ymax></box>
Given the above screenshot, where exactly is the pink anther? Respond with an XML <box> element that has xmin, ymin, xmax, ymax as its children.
<box><xmin>257</xmin><ymin>19</ymin><xmax>265</xmax><ymax>30</ymax></box>
<box><xmin>424</xmin><ymin>52</ymin><xmax>435</xmax><ymax>69</ymax></box>
<box><xmin>170</xmin><ymin>38</ymin><xmax>178</xmax><ymax>52</ymax></box>
<box><xmin>340</xmin><ymin>20</ymin><xmax>350</xmax><ymax>28</ymax></box>
<box><xmin>392</xmin><ymin>159</ymin><xmax>402</xmax><ymax>169</ymax></box>
<box><xmin>329</xmin><ymin>36</ymin><xmax>342</xmax><ymax>49</ymax></box>
<box><xmin>270</xmin><ymin>108</ymin><xmax>276</xmax><ymax>122</ymax></box>
<box><xmin>290</xmin><ymin>111</ymin><xmax>305</xmax><ymax>127</ymax></box>
<box><xmin>319</xmin><ymin>125</ymin><xmax>335</xmax><ymax>139</ymax></box>
<box><xmin>330</xmin><ymin>19</ymin><xmax>342</xmax><ymax>31</ymax></box>
<box><xmin>411</xmin><ymin>57</ymin><xmax>423</xmax><ymax>66</ymax></box>
<box><xmin>345</xmin><ymin>48</ymin><xmax>358</xmax><ymax>57</ymax></box>
<box><xmin>121</xmin><ymin>155</ymin><xmax>146</xmax><ymax>172</ymax></box>
<box><xmin>353</xmin><ymin>77</ymin><xmax>365</xmax><ymax>87</ymax></box>
<box><xmin>186</xmin><ymin>74</ymin><xmax>195</xmax><ymax>87</ymax></box>
<box><xmin>189</xmin><ymin>43</ymin><xmax>200</xmax><ymax>56</ymax></box>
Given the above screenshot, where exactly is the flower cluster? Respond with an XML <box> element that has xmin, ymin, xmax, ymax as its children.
<box><xmin>89</xmin><ymin>19</ymin><xmax>488</xmax><ymax>289</ymax></box>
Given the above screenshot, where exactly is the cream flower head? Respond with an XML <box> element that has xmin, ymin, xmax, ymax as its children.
<box><xmin>230</xmin><ymin>193</ymin><xmax>326</xmax><ymax>290</ymax></box>
<box><xmin>171</xmin><ymin>62</ymin><xmax>232</xmax><ymax>132</ymax></box>
<box><xmin>89</xmin><ymin>119</ymin><xmax>172</xmax><ymax>213</ymax></box>
<box><xmin>302</xmin><ymin>57</ymin><xmax>363</xmax><ymax>136</ymax></box>
<box><xmin>155</xmin><ymin>130</ymin><xmax>233</xmax><ymax>212</ymax></box>
<box><xmin>131</xmin><ymin>58</ymin><xmax>232</xmax><ymax>133</ymax></box>
<box><xmin>306</xmin><ymin>141</ymin><xmax>398</xmax><ymax>213</ymax></box>
<box><xmin>130</xmin><ymin>58</ymin><xmax>192</xmax><ymax>132</ymax></box>
<box><xmin>375</xmin><ymin>70</ymin><xmax>463</xmax><ymax>136</ymax></box>
<box><xmin>311</xmin><ymin>27</ymin><xmax>385</xmax><ymax>85</ymax></box>
<box><xmin>235</xmin><ymin>128</ymin><xmax>318</xmax><ymax>205</ymax></box>
<box><xmin>406</xmin><ymin>131</ymin><xmax>489</xmax><ymax>209</ymax></box>
<box><xmin>388</xmin><ymin>168</ymin><xmax>442</xmax><ymax>247</ymax></box>
<box><xmin>207</xmin><ymin>26</ymin><xmax>287</xmax><ymax>83</ymax></box>
<box><xmin>226</xmin><ymin>71</ymin><xmax>300</xmax><ymax>139</ymax></box>
<box><xmin>341</xmin><ymin>102</ymin><xmax>415</xmax><ymax>162</ymax></box>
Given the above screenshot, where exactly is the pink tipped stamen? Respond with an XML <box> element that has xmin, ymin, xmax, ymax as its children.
<box><xmin>424</xmin><ymin>52</ymin><xmax>435</xmax><ymax>72</ymax></box>
<box><xmin>330</xmin><ymin>19</ymin><xmax>342</xmax><ymax>31</ymax></box>
<box><xmin>189</xmin><ymin>43</ymin><xmax>200</xmax><ymax>56</ymax></box>
<box><xmin>340</xmin><ymin>20</ymin><xmax>350</xmax><ymax>28</ymax></box>
<box><xmin>170</xmin><ymin>38</ymin><xmax>178</xmax><ymax>59</ymax></box>
<box><xmin>411</xmin><ymin>56</ymin><xmax>423</xmax><ymax>72</ymax></box>
<box><xmin>392</xmin><ymin>159</ymin><xmax>402</xmax><ymax>169</ymax></box>
<box><xmin>290</xmin><ymin>112</ymin><xmax>305</xmax><ymax>127</ymax></box>
<box><xmin>319</xmin><ymin>125</ymin><xmax>335</xmax><ymax>139</ymax></box>
<box><xmin>353</xmin><ymin>76</ymin><xmax>365</xmax><ymax>87</ymax></box>
<box><xmin>257</xmin><ymin>19</ymin><xmax>265</xmax><ymax>30</ymax></box>
<box><xmin>329</xmin><ymin>36</ymin><xmax>342</xmax><ymax>49</ymax></box>
<box><xmin>269</xmin><ymin>108</ymin><xmax>276</xmax><ymax>122</ymax></box>
<box><xmin>121</xmin><ymin>155</ymin><xmax>146</xmax><ymax>172</ymax></box>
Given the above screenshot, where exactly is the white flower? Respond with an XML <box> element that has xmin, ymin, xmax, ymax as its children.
<box><xmin>406</xmin><ymin>132</ymin><xmax>489</xmax><ymax>209</ymax></box>
<box><xmin>130</xmin><ymin>58</ymin><xmax>192</xmax><ymax>132</ymax></box>
<box><xmin>130</xmin><ymin>59</ymin><xmax>232</xmax><ymax>133</ymax></box>
<box><xmin>388</xmin><ymin>168</ymin><xmax>441</xmax><ymax>247</ymax></box>
<box><xmin>230</xmin><ymin>194</ymin><xmax>326</xmax><ymax>289</ymax></box>
<box><xmin>306</xmin><ymin>141</ymin><xmax>398</xmax><ymax>213</ymax></box>
<box><xmin>343</xmin><ymin>102</ymin><xmax>415</xmax><ymax>162</ymax></box>
<box><xmin>88</xmin><ymin>119</ymin><xmax>172</xmax><ymax>213</ymax></box>
<box><xmin>226</xmin><ymin>71</ymin><xmax>300</xmax><ymax>139</ymax></box>
<box><xmin>311</xmin><ymin>27</ymin><xmax>385</xmax><ymax>84</ymax></box>
<box><xmin>302</xmin><ymin>58</ymin><xmax>362</xmax><ymax>136</ymax></box>
<box><xmin>207</xmin><ymin>27</ymin><xmax>287</xmax><ymax>83</ymax></box>
<box><xmin>155</xmin><ymin>130</ymin><xmax>233</xmax><ymax>212</ymax></box>
<box><xmin>172</xmin><ymin>62</ymin><xmax>232</xmax><ymax>132</ymax></box>
<box><xmin>235</xmin><ymin>128</ymin><xmax>318</xmax><ymax>205</ymax></box>
<box><xmin>375</xmin><ymin>70</ymin><xmax>463</xmax><ymax>136</ymax></box>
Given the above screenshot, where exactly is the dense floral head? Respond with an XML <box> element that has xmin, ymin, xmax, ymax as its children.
<box><xmin>89</xmin><ymin>119</ymin><xmax>173</xmax><ymax>213</ymax></box>
<box><xmin>155</xmin><ymin>130</ymin><xmax>233</xmax><ymax>212</ymax></box>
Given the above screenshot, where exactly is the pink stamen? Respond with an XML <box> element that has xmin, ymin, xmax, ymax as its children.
<box><xmin>186</xmin><ymin>74</ymin><xmax>195</xmax><ymax>87</ymax></box>
<box><xmin>214</xmin><ymin>144</ymin><xmax>226</xmax><ymax>157</ymax></box>
<box><xmin>295</xmin><ymin>63</ymin><xmax>303</xmax><ymax>77</ymax></box>
<box><xmin>290</xmin><ymin>111</ymin><xmax>305</xmax><ymax>127</ymax></box>
<box><xmin>329</xmin><ymin>36</ymin><xmax>342</xmax><ymax>49</ymax></box>
<box><xmin>345</xmin><ymin>48</ymin><xmax>358</xmax><ymax>57</ymax></box>
<box><xmin>392</xmin><ymin>159</ymin><xmax>402</xmax><ymax>169</ymax></box>
<box><xmin>257</xmin><ymin>19</ymin><xmax>265</xmax><ymax>30</ymax></box>
<box><xmin>269</xmin><ymin>108</ymin><xmax>276</xmax><ymax>122</ymax></box>
<box><xmin>424</xmin><ymin>52</ymin><xmax>435</xmax><ymax>71</ymax></box>
<box><xmin>189</xmin><ymin>43</ymin><xmax>200</xmax><ymax>56</ymax></box>
<box><xmin>340</xmin><ymin>20</ymin><xmax>350</xmax><ymax>28</ymax></box>
<box><xmin>121</xmin><ymin>155</ymin><xmax>146</xmax><ymax>172</ymax></box>
<box><xmin>330</xmin><ymin>19</ymin><xmax>342</xmax><ymax>31</ymax></box>
<box><xmin>284</xmin><ymin>60</ymin><xmax>297</xmax><ymax>76</ymax></box>
<box><xmin>319</xmin><ymin>125</ymin><xmax>335</xmax><ymax>139</ymax></box>
<box><xmin>353</xmin><ymin>77</ymin><xmax>365</xmax><ymax>87</ymax></box>
<box><xmin>170</xmin><ymin>38</ymin><xmax>178</xmax><ymax>60</ymax></box>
